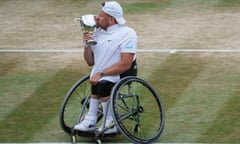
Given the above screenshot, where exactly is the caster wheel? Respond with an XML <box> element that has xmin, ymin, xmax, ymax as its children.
<box><xmin>71</xmin><ymin>135</ymin><xmax>77</xmax><ymax>143</ymax></box>
<box><xmin>96</xmin><ymin>139</ymin><xmax>102</xmax><ymax>144</ymax></box>
<box><xmin>134</xmin><ymin>124</ymin><xmax>141</xmax><ymax>133</ymax></box>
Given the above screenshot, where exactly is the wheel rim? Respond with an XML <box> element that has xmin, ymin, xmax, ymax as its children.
<box><xmin>59</xmin><ymin>75</ymin><xmax>90</xmax><ymax>134</ymax></box>
<box><xmin>111</xmin><ymin>77</ymin><xmax>164</xmax><ymax>143</ymax></box>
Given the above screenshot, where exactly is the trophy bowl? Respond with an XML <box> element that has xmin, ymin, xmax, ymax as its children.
<box><xmin>74</xmin><ymin>14</ymin><xmax>97</xmax><ymax>46</ymax></box>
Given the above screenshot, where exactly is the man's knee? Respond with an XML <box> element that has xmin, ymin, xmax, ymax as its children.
<box><xmin>91</xmin><ymin>80</ymin><xmax>115</xmax><ymax>97</ymax></box>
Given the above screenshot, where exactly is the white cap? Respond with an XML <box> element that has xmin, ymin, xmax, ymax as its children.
<box><xmin>102</xmin><ymin>1</ymin><xmax>126</xmax><ymax>25</ymax></box>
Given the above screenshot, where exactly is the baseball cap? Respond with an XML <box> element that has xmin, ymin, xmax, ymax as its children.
<box><xmin>102</xmin><ymin>1</ymin><xmax>126</xmax><ymax>25</ymax></box>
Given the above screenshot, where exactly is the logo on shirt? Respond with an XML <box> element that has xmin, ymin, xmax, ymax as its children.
<box><xmin>126</xmin><ymin>45</ymin><xmax>133</xmax><ymax>49</ymax></box>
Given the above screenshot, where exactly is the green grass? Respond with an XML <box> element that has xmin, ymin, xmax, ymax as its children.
<box><xmin>217</xmin><ymin>0</ymin><xmax>240</xmax><ymax>7</ymax></box>
<box><xmin>0</xmin><ymin>66</ymin><xmax>85</xmax><ymax>142</ymax></box>
<box><xmin>0</xmin><ymin>59</ymin><xmax>19</xmax><ymax>76</ymax></box>
<box><xmin>0</xmin><ymin>53</ymin><xmax>91</xmax><ymax>142</ymax></box>
<box><xmin>1</xmin><ymin>53</ymin><xmax>240</xmax><ymax>143</ymax></box>
<box><xmin>123</xmin><ymin>1</ymin><xmax>171</xmax><ymax>14</ymax></box>
<box><xmin>147</xmin><ymin>54</ymin><xmax>209</xmax><ymax>110</ymax></box>
<box><xmin>159</xmin><ymin>54</ymin><xmax>240</xmax><ymax>142</ymax></box>
<box><xmin>199</xmin><ymin>92</ymin><xmax>240</xmax><ymax>142</ymax></box>
<box><xmin>1</xmin><ymin>0</ymin><xmax>240</xmax><ymax>143</ymax></box>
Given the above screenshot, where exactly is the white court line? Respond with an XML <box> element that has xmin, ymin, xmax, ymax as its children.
<box><xmin>0</xmin><ymin>49</ymin><xmax>240</xmax><ymax>53</ymax></box>
<box><xmin>0</xmin><ymin>143</ymin><xmax>137</xmax><ymax>144</ymax></box>
<box><xmin>0</xmin><ymin>49</ymin><xmax>83</xmax><ymax>53</ymax></box>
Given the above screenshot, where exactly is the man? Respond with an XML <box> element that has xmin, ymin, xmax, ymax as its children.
<box><xmin>74</xmin><ymin>1</ymin><xmax>137</xmax><ymax>134</ymax></box>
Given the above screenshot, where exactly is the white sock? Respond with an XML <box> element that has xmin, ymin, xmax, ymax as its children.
<box><xmin>87</xmin><ymin>98</ymin><xmax>99</xmax><ymax>116</ymax></box>
<box><xmin>101</xmin><ymin>101</ymin><xmax>111</xmax><ymax>118</ymax></box>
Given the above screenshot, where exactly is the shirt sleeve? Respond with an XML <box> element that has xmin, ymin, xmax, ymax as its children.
<box><xmin>120</xmin><ymin>28</ymin><xmax>137</xmax><ymax>54</ymax></box>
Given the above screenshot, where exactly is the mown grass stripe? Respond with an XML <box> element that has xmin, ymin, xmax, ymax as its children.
<box><xmin>0</xmin><ymin>66</ymin><xmax>86</xmax><ymax>142</ymax></box>
<box><xmin>146</xmin><ymin>54</ymin><xmax>209</xmax><ymax>111</ymax></box>
<box><xmin>0</xmin><ymin>57</ymin><xmax>19</xmax><ymax>76</ymax></box>
<box><xmin>198</xmin><ymin>70</ymin><xmax>240</xmax><ymax>142</ymax></box>
<box><xmin>143</xmin><ymin>53</ymin><xmax>209</xmax><ymax>142</ymax></box>
<box><xmin>0</xmin><ymin>73</ymin><xmax>52</xmax><ymax>121</ymax></box>
<box><xmin>0</xmin><ymin>58</ymin><xmax>21</xmax><ymax>120</ymax></box>
<box><xmin>161</xmin><ymin>54</ymin><xmax>240</xmax><ymax>142</ymax></box>
<box><xmin>199</xmin><ymin>91</ymin><xmax>240</xmax><ymax>142</ymax></box>
<box><xmin>30</xmin><ymin>114</ymin><xmax>128</xmax><ymax>143</ymax></box>
<box><xmin>30</xmin><ymin>116</ymin><xmax>69</xmax><ymax>142</ymax></box>
<box><xmin>123</xmin><ymin>1</ymin><xmax>171</xmax><ymax>14</ymax></box>
<box><xmin>145</xmin><ymin>54</ymin><xmax>210</xmax><ymax>143</ymax></box>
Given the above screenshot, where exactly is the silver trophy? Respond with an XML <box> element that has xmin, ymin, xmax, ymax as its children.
<box><xmin>74</xmin><ymin>14</ymin><xmax>97</xmax><ymax>46</ymax></box>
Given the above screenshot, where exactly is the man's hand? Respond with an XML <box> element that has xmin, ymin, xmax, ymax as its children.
<box><xmin>89</xmin><ymin>72</ymin><xmax>101</xmax><ymax>85</ymax></box>
<box><xmin>83</xmin><ymin>31</ymin><xmax>93</xmax><ymax>43</ymax></box>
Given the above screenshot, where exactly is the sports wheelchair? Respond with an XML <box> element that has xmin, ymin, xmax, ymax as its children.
<box><xmin>59</xmin><ymin>74</ymin><xmax>165</xmax><ymax>144</ymax></box>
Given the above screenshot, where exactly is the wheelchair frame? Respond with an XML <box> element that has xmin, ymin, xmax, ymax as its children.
<box><xmin>59</xmin><ymin>74</ymin><xmax>165</xmax><ymax>144</ymax></box>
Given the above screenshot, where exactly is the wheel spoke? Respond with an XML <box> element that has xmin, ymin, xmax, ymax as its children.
<box><xmin>111</xmin><ymin>76</ymin><xmax>165</xmax><ymax>144</ymax></box>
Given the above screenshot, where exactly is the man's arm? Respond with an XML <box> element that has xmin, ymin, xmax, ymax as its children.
<box><xmin>84</xmin><ymin>46</ymin><xmax>94</xmax><ymax>66</ymax></box>
<box><xmin>102</xmin><ymin>53</ymin><xmax>134</xmax><ymax>75</ymax></box>
<box><xmin>89</xmin><ymin>53</ymin><xmax>134</xmax><ymax>85</ymax></box>
<box><xmin>83</xmin><ymin>32</ymin><xmax>94</xmax><ymax>66</ymax></box>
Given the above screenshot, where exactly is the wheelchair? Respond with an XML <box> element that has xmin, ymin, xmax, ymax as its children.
<box><xmin>59</xmin><ymin>74</ymin><xmax>165</xmax><ymax>144</ymax></box>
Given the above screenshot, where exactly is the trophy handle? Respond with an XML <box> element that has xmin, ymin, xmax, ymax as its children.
<box><xmin>74</xmin><ymin>18</ymin><xmax>82</xmax><ymax>31</ymax></box>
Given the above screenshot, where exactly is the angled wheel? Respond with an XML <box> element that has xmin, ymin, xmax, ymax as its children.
<box><xmin>59</xmin><ymin>74</ymin><xmax>96</xmax><ymax>135</ymax></box>
<box><xmin>110</xmin><ymin>76</ymin><xmax>165</xmax><ymax>144</ymax></box>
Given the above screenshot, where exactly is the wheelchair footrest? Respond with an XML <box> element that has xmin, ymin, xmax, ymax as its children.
<box><xmin>75</xmin><ymin>130</ymin><xmax>96</xmax><ymax>137</ymax></box>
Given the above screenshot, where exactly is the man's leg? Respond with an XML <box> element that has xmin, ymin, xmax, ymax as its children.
<box><xmin>100</xmin><ymin>96</ymin><xmax>111</xmax><ymax>118</ymax></box>
<box><xmin>74</xmin><ymin>95</ymin><xmax>99</xmax><ymax>131</ymax></box>
<box><xmin>99</xmin><ymin>96</ymin><xmax>118</xmax><ymax>134</ymax></box>
<box><xmin>88</xmin><ymin>95</ymin><xmax>100</xmax><ymax>116</ymax></box>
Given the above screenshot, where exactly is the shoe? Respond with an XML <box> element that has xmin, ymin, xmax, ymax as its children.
<box><xmin>104</xmin><ymin>125</ymin><xmax>118</xmax><ymax>134</ymax></box>
<box><xmin>98</xmin><ymin>117</ymin><xmax>118</xmax><ymax>134</ymax></box>
<box><xmin>74</xmin><ymin>114</ymin><xmax>96</xmax><ymax>131</ymax></box>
